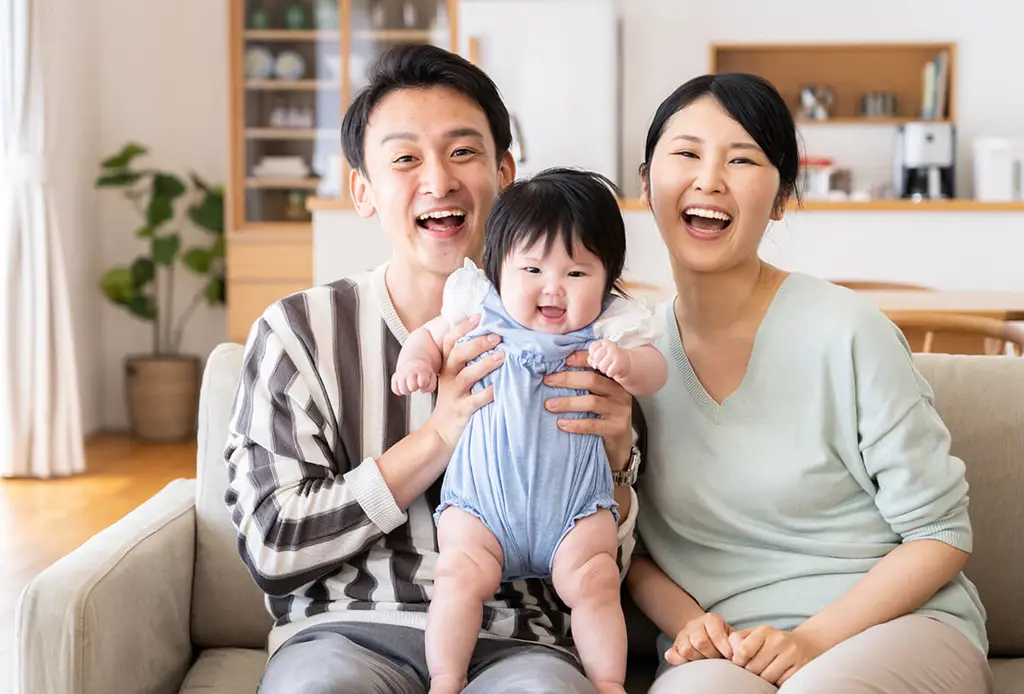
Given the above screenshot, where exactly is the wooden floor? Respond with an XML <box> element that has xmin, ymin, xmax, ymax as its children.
<box><xmin>0</xmin><ymin>435</ymin><xmax>196</xmax><ymax>694</ymax></box>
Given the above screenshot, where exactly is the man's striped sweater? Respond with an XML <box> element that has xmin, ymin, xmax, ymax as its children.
<box><xmin>224</xmin><ymin>263</ymin><xmax>638</xmax><ymax>655</ymax></box>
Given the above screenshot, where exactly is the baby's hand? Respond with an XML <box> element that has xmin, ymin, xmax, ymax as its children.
<box><xmin>587</xmin><ymin>340</ymin><xmax>630</xmax><ymax>381</ymax></box>
<box><xmin>391</xmin><ymin>359</ymin><xmax>438</xmax><ymax>396</ymax></box>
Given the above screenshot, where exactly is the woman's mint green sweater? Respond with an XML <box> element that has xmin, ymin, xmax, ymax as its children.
<box><xmin>636</xmin><ymin>272</ymin><xmax>987</xmax><ymax>654</ymax></box>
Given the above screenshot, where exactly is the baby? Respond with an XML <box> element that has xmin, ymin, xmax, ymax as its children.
<box><xmin>392</xmin><ymin>168</ymin><xmax>668</xmax><ymax>694</ymax></box>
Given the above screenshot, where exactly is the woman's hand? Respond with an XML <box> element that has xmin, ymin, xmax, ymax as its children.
<box><xmin>729</xmin><ymin>626</ymin><xmax>828</xmax><ymax>686</ymax></box>
<box><xmin>665</xmin><ymin>613</ymin><xmax>735</xmax><ymax>665</ymax></box>
<box><xmin>542</xmin><ymin>350</ymin><xmax>633</xmax><ymax>469</ymax></box>
<box><xmin>426</xmin><ymin>316</ymin><xmax>504</xmax><ymax>451</ymax></box>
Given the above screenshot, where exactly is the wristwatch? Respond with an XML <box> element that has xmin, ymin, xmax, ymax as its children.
<box><xmin>612</xmin><ymin>445</ymin><xmax>641</xmax><ymax>487</ymax></box>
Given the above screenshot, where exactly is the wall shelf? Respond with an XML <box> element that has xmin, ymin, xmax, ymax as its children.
<box><xmin>710</xmin><ymin>42</ymin><xmax>955</xmax><ymax>122</ymax></box>
<box><xmin>245</xmin><ymin>79</ymin><xmax>340</xmax><ymax>91</ymax></box>
<box><xmin>245</xmin><ymin>178</ymin><xmax>322</xmax><ymax>190</ymax></box>
<box><xmin>245</xmin><ymin>128</ymin><xmax>337</xmax><ymax>140</ymax></box>
<box><xmin>244</xmin><ymin>30</ymin><xmax>340</xmax><ymax>41</ymax></box>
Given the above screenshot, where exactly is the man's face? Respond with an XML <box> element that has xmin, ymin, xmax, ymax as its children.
<box><xmin>351</xmin><ymin>86</ymin><xmax>515</xmax><ymax>279</ymax></box>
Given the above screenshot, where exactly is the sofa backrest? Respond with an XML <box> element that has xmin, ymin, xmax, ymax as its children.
<box><xmin>915</xmin><ymin>354</ymin><xmax>1024</xmax><ymax>658</ymax></box>
<box><xmin>192</xmin><ymin>343</ymin><xmax>273</xmax><ymax>649</ymax></box>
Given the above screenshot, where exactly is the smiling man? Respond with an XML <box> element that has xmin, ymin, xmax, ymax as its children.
<box><xmin>224</xmin><ymin>44</ymin><xmax>642</xmax><ymax>694</ymax></box>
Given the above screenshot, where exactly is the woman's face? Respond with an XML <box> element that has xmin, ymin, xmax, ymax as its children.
<box><xmin>644</xmin><ymin>95</ymin><xmax>785</xmax><ymax>275</ymax></box>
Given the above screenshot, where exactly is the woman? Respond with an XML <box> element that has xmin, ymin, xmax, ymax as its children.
<box><xmin>626</xmin><ymin>73</ymin><xmax>991</xmax><ymax>693</ymax></box>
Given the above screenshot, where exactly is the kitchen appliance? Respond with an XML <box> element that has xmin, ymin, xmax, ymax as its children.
<box><xmin>973</xmin><ymin>137</ymin><xmax>1024</xmax><ymax>201</ymax></box>
<box><xmin>893</xmin><ymin>122</ymin><xmax>955</xmax><ymax>199</ymax></box>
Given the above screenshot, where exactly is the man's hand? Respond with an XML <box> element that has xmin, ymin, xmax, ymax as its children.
<box><xmin>425</xmin><ymin>316</ymin><xmax>504</xmax><ymax>451</ymax></box>
<box><xmin>542</xmin><ymin>350</ymin><xmax>632</xmax><ymax>469</ymax></box>
<box><xmin>587</xmin><ymin>339</ymin><xmax>630</xmax><ymax>382</ymax></box>
<box><xmin>391</xmin><ymin>359</ymin><xmax>438</xmax><ymax>396</ymax></box>
<box><xmin>729</xmin><ymin>626</ymin><xmax>828</xmax><ymax>686</ymax></box>
<box><xmin>665</xmin><ymin>613</ymin><xmax>735</xmax><ymax>666</ymax></box>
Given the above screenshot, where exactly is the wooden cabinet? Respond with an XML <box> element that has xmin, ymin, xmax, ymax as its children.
<box><xmin>226</xmin><ymin>0</ymin><xmax>459</xmax><ymax>342</ymax></box>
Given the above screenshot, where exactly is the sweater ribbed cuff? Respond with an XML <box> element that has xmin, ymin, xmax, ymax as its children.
<box><xmin>344</xmin><ymin>457</ymin><xmax>407</xmax><ymax>534</ymax></box>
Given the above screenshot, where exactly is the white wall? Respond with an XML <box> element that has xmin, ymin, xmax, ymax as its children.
<box><xmin>48</xmin><ymin>0</ymin><xmax>101</xmax><ymax>434</ymax></box>
<box><xmin>618</xmin><ymin>0</ymin><xmax>1024</xmax><ymax>198</ymax></box>
<box><xmin>95</xmin><ymin>0</ymin><xmax>229</xmax><ymax>430</ymax></box>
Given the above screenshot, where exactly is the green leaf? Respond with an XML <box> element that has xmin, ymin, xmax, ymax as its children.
<box><xmin>153</xmin><ymin>173</ymin><xmax>186</xmax><ymax>200</ymax></box>
<box><xmin>147</xmin><ymin>196</ymin><xmax>173</xmax><ymax>228</ymax></box>
<box><xmin>130</xmin><ymin>257</ymin><xmax>156</xmax><ymax>287</ymax></box>
<box><xmin>127</xmin><ymin>295</ymin><xmax>158</xmax><ymax>321</ymax></box>
<box><xmin>152</xmin><ymin>234</ymin><xmax>181</xmax><ymax>266</ymax></box>
<box><xmin>101</xmin><ymin>143</ymin><xmax>148</xmax><ymax>169</ymax></box>
<box><xmin>100</xmin><ymin>267</ymin><xmax>135</xmax><ymax>304</ymax></box>
<box><xmin>96</xmin><ymin>171</ymin><xmax>143</xmax><ymax>187</ymax></box>
<box><xmin>204</xmin><ymin>277</ymin><xmax>225</xmax><ymax>305</ymax></box>
<box><xmin>188</xmin><ymin>192</ymin><xmax>224</xmax><ymax>234</ymax></box>
<box><xmin>182</xmin><ymin>248</ymin><xmax>212</xmax><ymax>274</ymax></box>
<box><xmin>210</xmin><ymin>235</ymin><xmax>225</xmax><ymax>259</ymax></box>
<box><xmin>136</xmin><ymin>225</ymin><xmax>155</xmax><ymax>239</ymax></box>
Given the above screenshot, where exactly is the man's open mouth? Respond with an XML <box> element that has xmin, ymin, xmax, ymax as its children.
<box><xmin>683</xmin><ymin>206</ymin><xmax>733</xmax><ymax>234</ymax></box>
<box><xmin>416</xmin><ymin>208</ymin><xmax>467</xmax><ymax>233</ymax></box>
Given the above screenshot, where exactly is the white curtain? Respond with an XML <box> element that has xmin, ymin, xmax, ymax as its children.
<box><xmin>0</xmin><ymin>0</ymin><xmax>85</xmax><ymax>477</ymax></box>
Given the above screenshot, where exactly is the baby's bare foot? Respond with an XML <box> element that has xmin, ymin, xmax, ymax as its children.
<box><xmin>429</xmin><ymin>674</ymin><xmax>467</xmax><ymax>694</ymax></box>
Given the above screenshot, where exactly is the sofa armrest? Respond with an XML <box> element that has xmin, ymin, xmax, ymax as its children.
<box><xmin>16</xmin><ymin>478</ymin><xmax>198</xmax><ymax>694</ymax></box>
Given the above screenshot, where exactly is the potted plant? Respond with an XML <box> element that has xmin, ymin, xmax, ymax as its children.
<box><xmin>96</xmin><ymin>143</ymin><xmax>225</xmax><ymax>441</ymax></box>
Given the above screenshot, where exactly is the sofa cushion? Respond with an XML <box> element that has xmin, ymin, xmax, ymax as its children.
<box><xmin>914</xmin><ymin>354</ymin><xmax>1024</xmax><ymax>658</ymax></box>
<box><xmin>179</xmin><ymin>648</ymin><xmax>266</xmax><ymax>694</ymax></box>
<box><xmin>192</xmin><ymin>343</ymin><xmax>273</xmax><ymax>649</ymax></box>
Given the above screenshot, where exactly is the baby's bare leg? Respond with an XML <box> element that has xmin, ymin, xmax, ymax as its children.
<box><xmin>552</xmin><ymin>509</ymin><xmax>626</xmax><ymax>694</ymax></box>
<box><xmin>427</xmin><ymin>507</ymin><xmax>504</xmax><ymax>694</ymax></box>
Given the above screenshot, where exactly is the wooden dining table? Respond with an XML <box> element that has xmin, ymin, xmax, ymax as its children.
<box><xmin>856</xmin><ymin>290</ymin><xmax>1024</xmax><ymax>321</ymax></box>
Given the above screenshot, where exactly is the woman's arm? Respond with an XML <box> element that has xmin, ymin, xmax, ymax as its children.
<box><xmin>794</xmin><ymin>539</ymin><xmax>967</xmax><ymax>650</ymax></box>
<box><xmin>627</xmin><ymin>556</ymin><xmax>705</xmax><ymax>638</ymax></box>
<box><xmin>731</xmin><ymin>307</ymin><xmax>976</xmax><ymax>685</ymax></box>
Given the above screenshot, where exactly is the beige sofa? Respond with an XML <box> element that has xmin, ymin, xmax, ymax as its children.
<box><xmin>15</xmin><ymin>344</ymin><xmax>1024</xmax><ymax>694</ymax></box>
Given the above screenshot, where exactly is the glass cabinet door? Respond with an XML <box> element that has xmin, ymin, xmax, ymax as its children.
<box><xmin>231</xmin><ymin>0</ymin><xmax>458</xmax><ymax>229</ymax></box>
<box><xmin>238</xmin><ymin>0</ymin><xmax>343</xmax><ymax>227</ymax></box>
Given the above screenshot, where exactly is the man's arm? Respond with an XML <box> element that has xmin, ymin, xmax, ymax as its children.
<box><xmin>225</xmin><ymin>294</ymin><xmax>499</xmax><ymax>596</ymax></box>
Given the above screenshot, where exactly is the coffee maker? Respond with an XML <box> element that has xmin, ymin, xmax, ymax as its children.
<box><xmin>893</xmin><ymin>122</ymin><xmax>956</xmax><ymax>199</ymax></box>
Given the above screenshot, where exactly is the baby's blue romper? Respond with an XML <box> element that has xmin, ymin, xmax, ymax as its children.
<box><xmin>435</xmin><ymin>278</ymin><xmax>622</xmax><ymax>582</ymax></box>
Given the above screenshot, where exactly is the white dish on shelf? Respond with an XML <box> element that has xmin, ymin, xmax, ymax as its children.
<box><xmin>244</xmin><ymin>46</ymin><xmax>274</xmax><ymax>79</ymax></box>
<box><xmin>274</xmin><ymin>50</ymin><xmax>306</xmax><ymax>81</ymax></box>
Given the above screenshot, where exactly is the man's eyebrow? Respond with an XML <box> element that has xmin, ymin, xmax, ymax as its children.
<box><xmin>380</xmin><ymin>132</ymin><xmax>417</xmax><ymax>145</ymax></box>
<box><xmin>671</xmin><ymin>134</ymin><xmax>761</xmax><ymax>150</ymax></box>
<box><xmin>380</xmin><ymin>128</ymin><xmax>486</xmax><ymax>145</ymax></box>
<box><xmin>446</xmin><ymin>128</ymin><xmax>485</xmax><ymax>140</ymax></box>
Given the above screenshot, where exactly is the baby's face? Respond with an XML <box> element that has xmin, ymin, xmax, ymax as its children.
<box><xmin>499</xmin><ymin>236</ymin><xmax>608</xmax><ymax>334</ymax></box>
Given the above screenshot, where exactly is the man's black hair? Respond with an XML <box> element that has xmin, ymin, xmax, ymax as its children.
<box><xmin>341</xmin><ymin>44</ymin><xmax>512</xmax><ymax>175</ymax></box>
<box><xmin>483</xmin><ymin>167</ymin><xmax>626</xmax><ymax>295</ymax></box>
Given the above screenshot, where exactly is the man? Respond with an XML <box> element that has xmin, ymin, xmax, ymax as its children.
<box><xmin>225</xmin><ymin>43</ymin><xmax>642</xmax><ymax>693</ymax></box>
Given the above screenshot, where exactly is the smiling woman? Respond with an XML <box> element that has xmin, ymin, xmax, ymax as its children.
<box><xmin>627</xmin><ymin>72</ymin><xmax>992</xmax><ymax>694</ymax></box>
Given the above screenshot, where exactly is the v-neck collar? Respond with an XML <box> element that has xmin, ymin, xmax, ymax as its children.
<box><xmin>666</xmin><ymin>273</ymin><xmax>796</xmax><ymax>425</ymax></box>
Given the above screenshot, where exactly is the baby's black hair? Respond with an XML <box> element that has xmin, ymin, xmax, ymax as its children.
<box><xmin>482</xmin><ymin>167</ymin><xmax>626</xmax><ymax>295</ymax></box>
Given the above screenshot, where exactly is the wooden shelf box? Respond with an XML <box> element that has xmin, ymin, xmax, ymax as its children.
<box><xmin>709</xmin><ymin>42</ymin><xmax>956</xmax><ymax>124</ymax></box>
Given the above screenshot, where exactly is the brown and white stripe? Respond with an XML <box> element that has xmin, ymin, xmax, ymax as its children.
<box><xmin>224</xmin><ymin>263</ymin><xmax>638</xmax><ymax>655</ymax></box>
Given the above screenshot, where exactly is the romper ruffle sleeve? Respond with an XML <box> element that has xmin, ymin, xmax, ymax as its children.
<box><xmin>591</xmin><ymin>296</ymin><xmax>660</xmax><ymax>349</ymax></box>
<box><xmin>440</xmin><ymin>258</ymin><xmax>492</xmax><ymax>327</ymax></box>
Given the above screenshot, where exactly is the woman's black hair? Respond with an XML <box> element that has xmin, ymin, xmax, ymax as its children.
<box><xmin>640</xmin><ymin>73</ymin><xmax>800</xmax><ymax>210</ymax></box>
<box><xmin>483</xmin><ymin>167</ymin><xmax>626</xmax><ymax>295</ymax></box>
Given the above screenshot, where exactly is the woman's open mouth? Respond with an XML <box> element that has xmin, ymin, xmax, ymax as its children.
<box><xmin>416</xmin><ymin>208</ymin><xmax>467</xmax><ymax>239</ymax></box>
<box><xmin>682</xmin><ymin>206</ymin><xmax>733</xmax><ymax>238</ymax></box>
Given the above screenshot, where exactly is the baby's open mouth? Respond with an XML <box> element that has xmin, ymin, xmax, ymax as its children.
<box><xmin>416</xmin><ymin>208</ymin><xmax>466</xmax><ymax>232</ymax></box>
<box><xmin>538</xmin><ymin>306</ymin><xmax>565</xmax><ymax>319</ymax></box>
<box><xmin>683</xmin><ymin>206</ymin><xmax>733</xmax><ymax>233</ymax></box>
